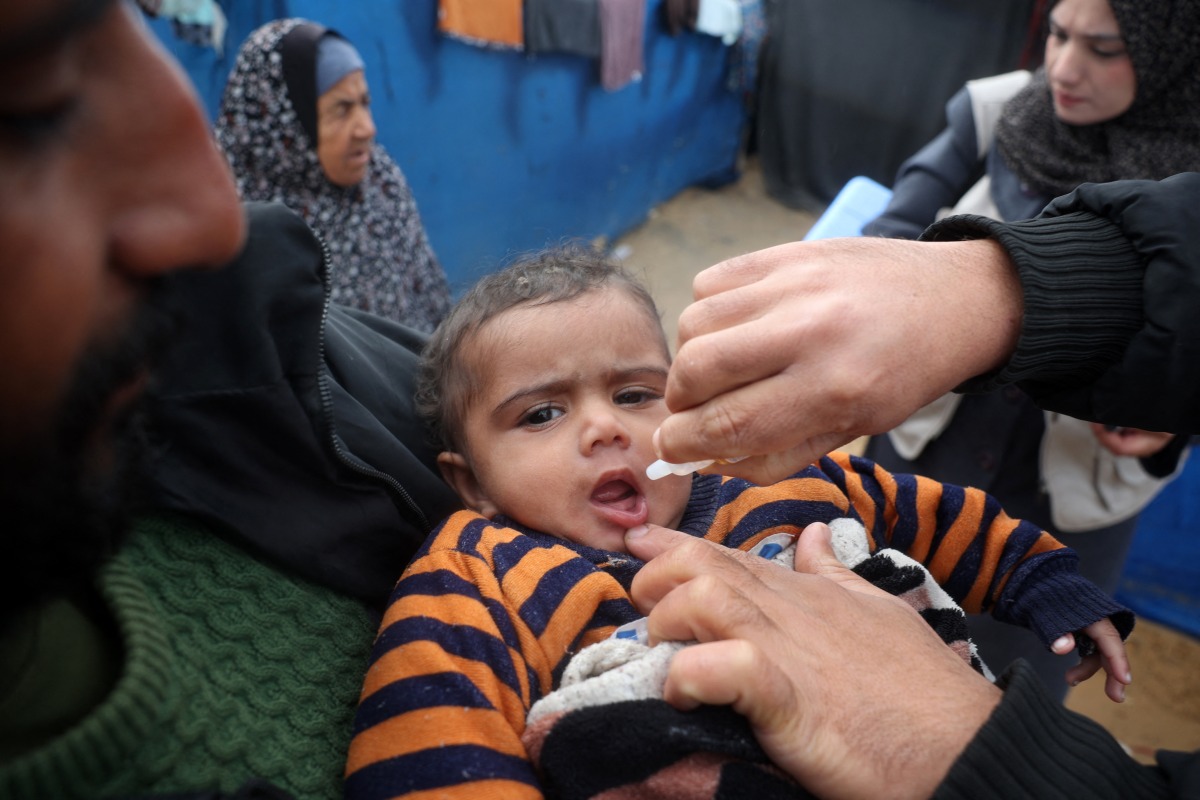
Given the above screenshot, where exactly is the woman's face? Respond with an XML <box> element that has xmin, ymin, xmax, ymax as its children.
<box><xmin>1044</xmin><ymin>0</ymin><xmax>1136</xmax><ymax>126</ymax></box>
<box><xmin>316</xmin><ymin>69</ymin><xmax>376</xmax><ymax>187</ymax></box>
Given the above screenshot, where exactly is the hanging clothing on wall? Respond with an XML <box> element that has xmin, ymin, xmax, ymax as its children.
<box><xmin>727</xmin><ymin>0</ymin><xmax>765</xmax><ymax>94</ymax></box>
<box><xmin>598</xmin><ymin>0</ymin><xmax>647</xmax><ymax>90</ymax></box>
<box><xmin>135</xmin><ymin>0</ymin><xmax>228</xmax><ymax>53</ymax></box>
<box><xmin>695</xmin><ymin>0</ymin><xmax>742</xmax><ymax>44</ymax></box>
<box><xmin>525</xmin><ymin>0</ymin><xmax>602</xmax><ymax>58</ymax></box>
<box><xmin>663</xmin><ymin>0</ymin><xmax>699</xmax><ymax>34</ymax></box>
<box><xmin>662</xmin><ymin>0</ymin><xmax>764</xmax><ymax>98</ymax></box>
<box><xmin>439</xmin><ymin>0</ymin><xmax>524</xmax><ymax>49</ymax></box>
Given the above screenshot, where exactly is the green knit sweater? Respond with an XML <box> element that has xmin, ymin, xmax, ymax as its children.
<box><xmin>0</xmin><ymin>514</ymin><xmax>377</xmax><ymax>799</ymax></box>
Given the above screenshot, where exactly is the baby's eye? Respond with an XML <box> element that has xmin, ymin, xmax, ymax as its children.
<box><xmin>615</xmin><ymin>388</ymin><xmax>660</xmax><ymax>406</ymax></box>
<box><xmin>522</xmin><ymin>405</ymin><xmax>563</xmax><ymax>427</ymax></box>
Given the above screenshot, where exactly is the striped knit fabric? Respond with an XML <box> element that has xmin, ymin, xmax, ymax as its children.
<box><xmin>345</xmin><ymin>451</ymin><xmax>1132</xmax><ymax>799</ymax></box>
<box><xmin>519</xmin><ymin>521</ymin><xmax>986</xmax><ymax>799</ymax></box>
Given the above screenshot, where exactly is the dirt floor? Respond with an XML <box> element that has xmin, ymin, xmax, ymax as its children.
<box><xmin>612</xmin><ymin>155</ymin><xmax>1200</xmax><ymax>763</ymax></box>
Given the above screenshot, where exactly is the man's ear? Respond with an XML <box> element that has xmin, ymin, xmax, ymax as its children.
<box><xmin>437</xmin><ymin>451</ymin><xmax>500</xmax><ymax>518</ymax></box>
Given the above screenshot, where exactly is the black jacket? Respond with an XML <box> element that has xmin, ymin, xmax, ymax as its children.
<box><xmin>139</xmin><ymin>202</ymin><xmax>461</xmax><ymax>607</ymax></box>
<box><xmin>926</xmin><ymin>175</ymin><xmax>1200</xmax><ymax>797</ymax></box>
<box><xmin>926</xmin><ymin>171</ymin><xmax>1200</xmax><ymax>434</ymax></box>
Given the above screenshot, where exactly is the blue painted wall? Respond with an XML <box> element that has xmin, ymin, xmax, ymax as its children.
<box><xmin>148</xmin><ymin>2</ymin><xmax>747</xmax><ymax>292</ymax></box>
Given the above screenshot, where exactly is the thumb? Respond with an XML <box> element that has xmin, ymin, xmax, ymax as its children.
<box><xmin>791</xmin><ymin>522</ymin><xmax>894</xmax><ymax>599</ymax></box>
<box><xmin>624</xmin><ymin>523</ymin><xmax>692</xmax><ymax>561</ymax></box>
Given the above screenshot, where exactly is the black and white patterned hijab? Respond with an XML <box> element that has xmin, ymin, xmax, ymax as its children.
<box><xmin>995</xmin><ymin>0</ymin><xmax>1200</xmax><ymax>198</ymax></box>
<box><xmin>215</xmin><ymin>18</ymin><xmax>451</xmax><ymax>332</ymax></box>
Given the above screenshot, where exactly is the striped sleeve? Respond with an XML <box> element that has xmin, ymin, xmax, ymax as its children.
<box><xmin>820</xmin><ymin>452</ymin><xmax>1130</xmax><ymax>645</ymax></box>
<box><xmin>344</xmin><ymin>511</ymin><xmax>637</xmax><ymax>799</ymax></box>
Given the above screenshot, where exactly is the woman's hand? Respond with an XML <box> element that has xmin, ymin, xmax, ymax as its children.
<box><xmin>1090</xmin><ymin>423</ymin><xmax>1176</xmax><ymax>458</ymax></box>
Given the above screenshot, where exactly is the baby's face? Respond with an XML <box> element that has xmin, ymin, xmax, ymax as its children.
<box><xmin>451</xmin><ymin>288</ymin><xmax>693</xmax><ymax>552</ymax></box>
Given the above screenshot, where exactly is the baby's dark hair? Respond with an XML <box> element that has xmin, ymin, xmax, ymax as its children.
<box><xmin>416</xmin><ymin>242</ymin><xmax>666</xmax><ymax>453</ymax></box>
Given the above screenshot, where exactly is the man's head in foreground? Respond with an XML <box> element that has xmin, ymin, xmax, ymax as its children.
<box><xmin>0</xmin><ymin>0</ymin><xmax>245</xmax><ymax>618</ymax></box>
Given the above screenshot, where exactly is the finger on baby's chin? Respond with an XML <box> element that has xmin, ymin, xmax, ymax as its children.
<box><xmin>624</xmin><ymin>523</ymin><xmax>692</xmax><ymax>560</ymax></box>
<box><xmin>626</xmin><ymin>527</ymin><xmax>712</xmax><ymax>611</ymax></box>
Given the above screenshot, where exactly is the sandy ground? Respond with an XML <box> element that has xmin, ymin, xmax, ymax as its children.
<box><xmin>613</xmin><ymin>155</ymin><xmax>1200</xmax><ymax>763</ymax></box>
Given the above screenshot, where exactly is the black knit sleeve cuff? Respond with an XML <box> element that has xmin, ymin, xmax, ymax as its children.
<box><xmin>920</xmin><ymin>212</ymin><xmax>1144</xmax><ymax>393</ymax></box>
<box><xmin>933</xmin><ymin>661</ymin><xmax>1171</xmax><ymax>800</ymax></box>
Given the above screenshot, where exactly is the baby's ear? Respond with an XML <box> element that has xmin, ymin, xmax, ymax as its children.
<box><xmin>437</xmin><ymin>451</ymin><xmax>500</xmax><ymax>518</ymax></box>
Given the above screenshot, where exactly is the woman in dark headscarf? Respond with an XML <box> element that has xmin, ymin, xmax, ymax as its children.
<box><xmin>865</xmin><ymin>0</ymin><xmax>1200</xmax><ymax>239</ymax></box>
<box><xmin>862</xmin><ymin>0</ymin><xmax>1200</xmax><ymax>702</ymax></box>
<box><xmin>216</xmin><ymin>19</ymin><xmax>451</xmax><ymax>332</ymax></box>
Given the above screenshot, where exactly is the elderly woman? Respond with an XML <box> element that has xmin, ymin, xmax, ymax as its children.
<box><xmin>216</xmin><ymin>19</ymin><xmax>451</xmax><ymax>332</ymax></box>
<box><xmin>863</xmin><ymin>0</ymin><xmax>1200</xmax><ymax>701</ymax></box>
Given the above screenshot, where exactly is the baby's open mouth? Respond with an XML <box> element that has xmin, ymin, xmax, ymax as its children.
<box><xmin>590</xmin><ymin>478</ymin><xmax>649</xmax><ymax>527</ymax></box>
<box><xmin>592</xmin><ymin>479</ymin><xmax>638</xmax><ymax>508</ymax></box>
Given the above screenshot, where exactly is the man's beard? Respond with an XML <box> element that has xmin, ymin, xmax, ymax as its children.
<box><xmin>1</xmin><ymin>287</ymin><xmax>178</xmax><ymax>623</ymax></box>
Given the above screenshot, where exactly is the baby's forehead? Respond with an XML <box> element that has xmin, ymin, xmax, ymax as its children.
<box><xmin>461</xmin><ymin>289</ymin><xmax>666</xmax><ymax>374</ymax></box>
<box><xmin>482</xmin><ymin>286</ymin><xmax>648</xmax><ymax>333</ymax></box>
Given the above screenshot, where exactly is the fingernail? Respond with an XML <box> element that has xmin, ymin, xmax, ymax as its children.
<box><xmin>652</xmin><ymin>428</ymin><xmax>663</xmax><ymax>459</ymax></box>
<box><xmin>627</xmin><ymin>524</ymin><xmax>649</xmax><ymax>540</ymax></box>
<box><xmin>1125</xmin><ymin>672</ymin><xmax>1132</xmax><ymax>684</ymax></box>
<box><xmin>1053</xmin><ymin>635</ymin><xmax>1071</xmax><ymax>651</ymax></box>
<box><xmin>1070</xmin><ymin>680</ymin><xmax>1079</xmax><ymax>687</ymax></box>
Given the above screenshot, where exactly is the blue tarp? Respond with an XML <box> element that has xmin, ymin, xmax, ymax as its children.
<box><xmin>1117</xmin><ymin>447</ymin><xmax>1200</xmax><ymax>640</ymax></box>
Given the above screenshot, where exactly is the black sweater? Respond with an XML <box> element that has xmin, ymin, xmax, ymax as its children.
<box><xmin>925</xmin><ymin>172</ymin><xmax>1200</xmax><ymax>434</ymax></box>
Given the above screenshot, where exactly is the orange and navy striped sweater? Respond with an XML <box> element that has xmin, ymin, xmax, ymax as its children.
<box><xmin>345</xmin><ymin>451</ymin><xmax>1131</xmax><ymax>799</ymax></box>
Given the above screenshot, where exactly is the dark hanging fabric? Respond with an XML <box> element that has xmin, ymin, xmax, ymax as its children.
<box><xmin>663</xmin><ymin>0</ymin><xmax>700</xmax><ymax>34</ymax></box>
<box><xmin>756</xmin><ymin>0</ymin><xmax>1038</xmax><ymax>211</ymax></box>
<box><xmin>525</xmin><ymin>0</ymin><xmax>603</xmax><ymax>57</ymax></box>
